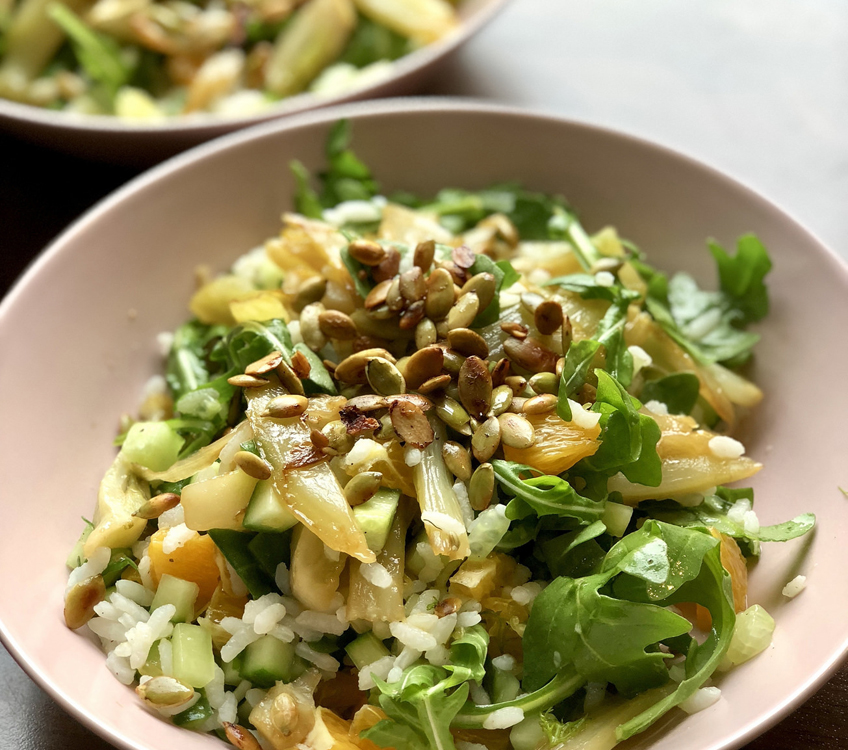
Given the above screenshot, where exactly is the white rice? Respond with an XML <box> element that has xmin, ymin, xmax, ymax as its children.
<box><xmin>124</xmin><ymin>604</ymin><xmax>176</xmax><ymax>669</ymax></box>
<box><xmin>115</xmin><ymin>579</ymin><xmax>154</xmax><ymax>607</ymax></box>
<box><xmin>232</xmin><ymin>680</ymin><xmax>252</xmax><ymax>702</ymax></box>
<box><xmin>158</xmin><ymin>504</ymin><xmax>185</xmax><ymax>530</ymax></box>
<box><xmin>469</xmin><ymin>683</ymin><xmax>491</xmax><ymax>706</ymax></box>
<box><xmin>245</xmin><ymin>688</ymin><xmax>267</xmax><ymax>708</ymax></box>
<box><xmin>360</xmin><ymin>562</ymin><xmax>393</xmax><ymax>590</ymax></box>
<box><xmin>295</xmin><ymin>611</ymin><xmax>348</xmax><ymax>636</ymax></box>
<box><xmin>295</xmin><ymin>642</ymin><xmax>340</xmax><ymax>672</ymax></box>
<box><xmin>394</xmin><ymin>646</ymin><xmax>422</xmax><ymax>671</ymax></box>
<box><xmin>162</xmin><ymin>524</ymin><xmax>195</xmax><ymax>554</ymax></box>
<box><xmin>386</xmin><ymin>666</ymin><xmax>403</xmax><ymax>683</ymax></box>
<box><xmin>158</xmin><ymin>639</ymin><xmax>173</xmax><ymax>677</ymax></box>
<box><xmin>594</xmin><ymin>271</ymin><xmax>615</xmax><ymax>287</ymax></box>
<box><xmin>253</xmin><ymin>604</ymin><xmax>288</xmax><ymax>635</ymax></box>
<box><xmin>782</xmin><ymin>575</ymin><xmax>807</xmax><ymax>598</ymax></box>
<box><xmin>275</xmin><ymin>563</ymin><xmax>292</xmax><ymax>596</ymax></box>
<box><xmin>217</xmin><ymin>692</ymin><xmax>238</xmax><ymax>725</ymax></box>
<box><xmin>425</xmin><ymin>645</ymin><xmax>450</xmax><ymax>666</ymax></box>
<box><xmin>453</xmin><ymin>481</ymin><xmax>474</xmax><ymax>530</ymax></box>
<box><xmin>511</xmin><ymin>582</ymin><xmax>543</xmax><ymax>606</ymax></box>
<box><xmin>483</xmin><ymin>706</ymin><xmax>524</xmax><ymax>730</ymax></box>
<box><xmin>358</xmin><ymin>655</ymin><xmax>396</xmax><ymax>690</ymax></box>
<box><xmin>67</xmin><ymin>546</ymin><xmax>111</xmax><ymax>593</ymax></box>
<box><xmin>138</xmin><ymin>555</ymin><xmax>155</xmax><ymax>590</ymax></box>
<box><xmin>644</xmin><ymin>399</ymin><xmax>669</xmax><ymax>416</ymax></box>
<box><xmin>679</xmin><ymin>686</ymin><xmax>722</xmax><ymax>714</ymax></box>
<box><xmin>708</xmin><ymin>435</ymin><xmax>745</xmax><ymax>459</ymax></box>
<box><xmin>206</xmin><ymin>666</ymin><xmax>227</xmax><ymax>709</ymax></box>
<box><xmin>457</xmin><ymin>611</ymin><xmax>482</xmax><ymax>628</ymax></box>
<box><xmin>220</xmin><ymin>618</ymin><xmax>262</xmax><ymax>663</ymax></box>
<box><xmin>156</xmin><ymin>332</ymin><xmax>174</xmax><ymax>357</ymax></box>
<box><xmin>105</xmin><ymin>650</ymin><xmax>135</xmax><ymax>685</ymax></box>
<box><xmin>627</xmin><ymin>345</ymin><xmax>652</xmax><ymax>375</ymax></box>
<box><xmin>142</xmin><ymin>374</ymin><xmax>168</xmax><ymax>398</ymax></box>
<box><xmin>390</xmin><ymin>622</ymin><xmax>437</xmax><ymax>651</ymax></box>
<box><xmin>491</xmin><ymin>654</ymin><xmax>516</xmax><ymax>672</ymax></box>
<box><xmin>404</xmin><ymin>446</ymin><xmax>423</xmax><ymax>467</ymax></box>
<box><xmin>742</xmin><ymin>509</ymin><xmax>760</xmax><ymax>535</ymax></box>
<box><xmin>428</xmin><ymin>613</ymin><xmax>458</xmax><ymax>646</ymax></box>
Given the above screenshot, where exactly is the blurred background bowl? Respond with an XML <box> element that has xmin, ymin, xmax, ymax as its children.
<box><xmin>0</xmin><ymin>0</ymin><xmax>507</xmax><ymax>165</ymax></box>
<box><xmin>0</xmin><ymin>99</ymin><xmax>846</xmax><ymax>750</ymax></box>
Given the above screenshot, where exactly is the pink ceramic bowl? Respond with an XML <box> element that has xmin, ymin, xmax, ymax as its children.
<box><xmin>1</xmin><ymin>99</ymin><xmax>846</xmax><ymax>750</ymax></box>
<box><xmin>0</xmin><ymin>0</ymin><xmax>507</xmax><ymax>164</ymax></box>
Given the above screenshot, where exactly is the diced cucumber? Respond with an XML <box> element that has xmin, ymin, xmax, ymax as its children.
<box><xmin>173</xmin><ymin>694</ymin><xmax>215</xmax><ymax>729</ymax></box>
<box><xmin>509</xmin><ymin>714</ymin><xmax>546</xmax><ymax>750</ymax></box>
<box><xmin>237</xmin><ymin>697</ymin><xmax>253</xmax><ymax>726</ymax></box>
<box><xmin>240</xmin><ymin>635</ymin><xmax>298</xmax><ymax>688</ymax></box>
<box><xmin>602</xmin><ymin>502</ymin><xmax>634</xmax><ymax>537</ymax></box>
<box><xmin>207</xmin><ymin>529</ymin><xmax>275</xmax><ymax>598</ymax></box>
<box><xmin>138</xmin><ymin>640</ymin><xmax>163</xmax><ymax>677</ymax></box>
<box><xmin>121</xmin><ymin>421</ymin><xmax>184</xmax><ymax>472</ymax></box>
<box><xmin>151</xmin><ymin>574</ymin><xmax>200</xmax><ymax>623</ymax></box>
<box><xmin>191</xmin><ymin>462</ymin><xmax>220</xmax><ymax>484</ymax></box>
<box><xmin>345</xmin><ymin>631</ymin><xmax>390</xmax><ymax>670</ymax></box>
<box><xmin>248</xmin><ymin>531</ymin><xmax>294</xmax><ymax>579</ymax></box>
<box><xmin>489</xmin><ymin>668</ymin><xmax>521</xmax><ymax>703</ymax></box>
<box><xmin>171</xmin><ymin>623</ymin><xmax>216</xmax><ymax>688</ymax></box>
<box><xmin>243</xmin><ymin>479</ymin><xmax>299</xmax><ymax>533</ymax></box>
<box><xmin>353</xmin><ymin>489</ymin><xmax>400</xmax><ymax>552</ymax></box>
<box><xmin>221</xmin><ymin>654</ymin><xmax>243</xmax><ymax>686</ymax></box>
<box><xmin>293</xmin><ymin>342</ymin><xmax>337</xmax><ymax>395</ymax></box>
<box><xmin>182</xmin><ymin>469</ymin><xmax>258</xmax><ymax>532</ymax></box>
<box><xmin>66</xmin><ymin>521</ymin><xmax>94</xmax><ymax>569</ymax></box>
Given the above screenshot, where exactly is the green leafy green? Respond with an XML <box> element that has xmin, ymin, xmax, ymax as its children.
<box><xmin>166</xmin><ymin>320</ymin><xmax>230</xmax><ymax>401</ymax></box>
<box><xmin>320</xmin><ymin>119</ymin><xmax>379</xmax><ymax>206</ymax></box>
<box><xmin>556</xmin><ymin>339</ymin><xmax>601</xmax><ymax>421</ymax></box>
<box><xmin>467</xmin><ymin>253</ymin><xmax>519</xmax><ymax>327</ymax></box>
<box><xmin>48</xmin><ymin>4</ymin><xmax>131</xmax><ymax>97</ymax></box>
<box><xmin>640</xmin><ymin>372</ymin><xmax>701</xmax><ymax>415</ymax></box>
<box><xmin>708</xmin><ymin>234</ymin><xmax>772</xmax><ymax>325</ymax></box>
<box><xmin>340</xmin><ymin>14</ymin><xmax>410</xmax><ymax>67</ymax></box>
<box><xmin>214</xmin><ymin>319</ymin><xmax>293</xmax><ymax>372</ymax></box>
<box><xmin>290</xmin><ymin>160</ymin><xmax>324</xmax><ymax>219</ymax></box>
<box><xmin>493</xmin><ymin>460</ymin><xmax>606</xmax><ymax>524</ymax></box>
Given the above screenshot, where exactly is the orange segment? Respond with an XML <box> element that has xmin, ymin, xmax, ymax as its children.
<box><xmin>502</xmin><ymin>411</ymin><xmax>600</xmax><ymax>475</ymax></box>
<box><xmin>147</xmin><ymin>529</ymin><xmax>221</xmax><ymax>608</ymax></box>
<box><xmin>712</xmin><ymin>529</ymin><xmax>748</xmax><ymax>612</ymax></box>
<box><xmin>350</xmin><ymin>705</ymin><xmax>391</xmax><ymax>750</ymax></box>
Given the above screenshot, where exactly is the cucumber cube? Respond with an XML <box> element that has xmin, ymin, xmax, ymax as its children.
<box><xmin>150</xmin><ymin>574</ymin><xmax>200</xmax><ymax>623</ymax></box>
<box><xmin>239</xmin><ymin>635</ymin><xmax>297</xmax><ymax>688</ymax></box>
<box><xmin>172</xmin><ymin>623</ymin><xmax>215</xmax><ymax>688</ymax></box>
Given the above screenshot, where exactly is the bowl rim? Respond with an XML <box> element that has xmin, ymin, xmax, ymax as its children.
<box><xmin>0</xmin><ymin>0</ymin><xmax>509</xmax><ymax>137</ymax></box>
<box><xmin>2</xmin><ymin>97</ymin><xmax>847</xmax><ymax>750</ymax></box>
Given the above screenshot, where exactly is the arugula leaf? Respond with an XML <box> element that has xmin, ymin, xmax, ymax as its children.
<box><xmin>166</xmin><ymin>320</ymin><xmax>230</xmax><ymax>401</ymax></box>
<box><xmin>467</xmin><ymin>254</ymin><xmax>519</xmax><ymax>327</ymax></box>
<box><xmin>640</xmin><ymin>372</ymin><xmax>701</xmax><ymax>415</ymax></box>
<box><xmin>48</xmin><ymin>3</ymin><xmax>131</xmax><ymax>97</ymax></box>
<box><xmin>340</xmin><ymin>14</ymin><xmax>410</xmax><ymax>67</ymax></box>
<box><xmin>708</xmin><ymin>233</ymin><xmax>771</xmax><ymax>325</ymax></box>
<box><xmin>540</xmin><ymin>520</ymin><xmax>608</xmax><ymax>578</ymax></box>
<box><xmin>444</xmin><ymin>625</ymin><xmax>488</xmax><ymax>687</ymax></box>
<box><xmin>215</xmin><ymin>319</ymin><xmax>293</xmax><ymax>372</ymax></box>
<box><xmin>320</xmin><ymin>119</ymin><xmax>379</xmax><ymax>207</ymax></box>
<box><xmin>340</xmin><ymin>244</ymin><xmax>374</xmax><ymax>299</ymax></box>
<box><xmin>290</xmin><ymin>160</ymin><xmax>324</xmax><ymax>219</ymax></box>
<box><xmin>594</xmin><ymin>297</ymin><xmax>635</xmax><ymax>387</ymax></box>
<box><xmin>556</xmin><ymin>340</ymin><xmax>602</xmax><ymax>421</ymax></box>
<box><xmin>492</xmin><ymin>460</ymin><xmax>606</xmax><ymax>524</ymax></box>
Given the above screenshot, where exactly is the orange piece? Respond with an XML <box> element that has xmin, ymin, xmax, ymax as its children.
<box><xmin>315</xmin><ymin>670</ymin><xmax>368</xmax><ymax>720</ymax></box>
<box><xmin>147</xmin><ymin>529</ymin><xmax>221</xmax><ymax>608</ymax></box>
<box><xmin>712</xmin><ymin>529</ymin><xmax>748</xmax><ymax>612</ymax></box>
<box><xmin>311</xmin><ymin>708</ymin><xmax>361</xmax><ymax>750</ymax></box>
<box><xmin>350</xmin><ymin>705</ymin><xmax>392</xmax><ymax>750</ymax></box>
<box><xmin>502</xmin><ymin>411</ymin><xmax>600</xmax><ymax>475</ymax></box>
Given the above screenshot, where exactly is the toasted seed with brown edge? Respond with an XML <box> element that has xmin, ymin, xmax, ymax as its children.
<box><xmin>535</xmin><ymin>300</ymin><xmax>564</xmax><ymax>336</ymax></box>
<box><xmin>386</xmin><ymin>393</ymin><xmax>433</xmax><ymax>411</ymax></box>
<box><xmin>491</xmin><ymin>358</ymin><xmax>510</xmax><ymax>388</ymax></box>
<box><xmin>520</xmin><ymin>291</ymin><xmax>544</xmax><ymax>313</ymax></box>
<box><xmin>523</xmin><ymin>393</ymin><xmax>558</xmax><ymax>415</ymax></box>
<box><xmin>293</xmin><ymin>277</ymin><xmax>326</xmax><ymax>312</ymax></box>
<box><xmin>290</xmin><ymin>350</ymin><xmax>312</xmax><ymax>379</ymax></box>
<box><xmin>64</xmin><ymin>575</ymin><xmax>106</xmax><ymax>630</ymax></box>
<box><xmin>504</xmin><ymin>375</ymin><xmax>527</xmax><ymax>395</ymax></box>
<box><xmin>415</xmin><ymin>318</ymin><xmax>437</xmax><ymax>350</ymax></box>
<box><xmin>344</xmin><ymin>471</ymin><xmax>383</xmax><ymax>506</ymax></box>
<box><xmin>400</xmin><ymin>267</ymin><xmax>426</xmax><ymax>302</ymax></box>
<box><xmin>425</xmin><ymin>268</ymin><xmax>455</xmax><ymax>320</ymax></box>
<box><xmin>460</xmin><ymin>272</ymin><xmax>497</xmax><ymax>312</ymax></box>
<box><xmin>133</xmin><ymin>492</ymin><xmax>180</xmax><ymax>519</ymax></box>
<box><xmin>489</xmin><ymin>384</ymin><xmax>514</xmax><ymax>417</ymax></box>
<box><xmin>447</xmin><ymin>328</ymin><xmax>489</xmax><ymax>359</ymax></box>
<box><xmin>472</xmin><ymin>416</ymin><xmax>501</xmax><ymax>462</ymax></box>
<box><xmin>364</xmin><ymin>279</ymin><xmax>392</xmax><ymax>310</ymax></box>
<box><xmin>386</xmin><ymin>276</ymin><xmax>404</xmax><ymax>312</ymax></box>
<box><xmin>529</xmin><ymin>372</ymin><xmax>559</xmax><ymax>395</ymax></box>
<box><xmin>414</xmin><ymin>239</ymin><xmax>436</xmax><ymax>271</ymax></box>
<box><xmin>228</xmin><ymin>373</ymin><xmax>269</xmax><ymax>388</ymax></box>
<box><xmin>469</xmin><ymin>463</ymin><xmax>495</xmax><ymax>511</ymax></box>
<box><xmin>265</xmin><ymin>394</ymin><xmax>309</xmax><ymax>418</ymax></box>
<box><xmin>441</xmin><ymin>348</ymin><xmax>465</xmax><ymax>375</ymax></box>
<box><xmin>348</xmin><ymin>239</ymin><xmax>386</xmax><ymax>266</ymax></box>
<box><xmin>452</xmin><ymin>245</ymin><xmax>476</xmax><ymax>269</ymax></box>
<box><xmin>353</xmin><ymin>335</ymin><xmax>390</xmax><ymax>353</ymax></box>
<box><xmin>447</xmin><ymin>292</ymin><xmax>480</xmax><ymax>331</ymax></box>
<box><xmin>458</xmin><ymin>355</ymin><xmax>492</xmax><ymax>421</ymax></box>
<box><xmin>318</xmin><ymin>310</ymin><xmax>357</xmax><ymax>340</ymax></box>
<box><xmin>347</xmin><ymin>394</ymin><xmax>389</xmax><ymax>412</ymax></box>
<box><xmin>503</xmin><ymin>336</ymin><xmax>558</xmax><ymax>373</ymax></box>
<box><xmin>418</xmin><ymin>374</ymin><xmax>452</xmax><ymax>394</ymax></box>
<box><xmin>434</xmin><ymin>596</ymin><xmax>462</xmax><ymax>618</ymax></box>
<box><xmin>335</xmin><ymin>348</ymin><xmax>396</xmax><ymax>384</ymax></box>
<box><xmin>501</xmin><ymin>321</ymin><xmax>528</xmax><ymax>340</ymax></box>
<box><xmin>561</xmin><ymin>316</ymin><xmax>574</xmax><ymax>351</ymax></box>
<box><xmin>372</xmin><ymin>247</ymin><xmax>401</xmax><ymax>283</ymax></box>
<box><xmin>434</xmin><ymin>396</ymin><xmax>471</xmax><ymax>433</ymax></box>
<box><xmin>508</xmin><ymin>396</ymin><xmax>528</xmax><ymax>413</ymax></box>
<box><xmin>405</xmin><ymin>345</ymin><xmax>445</xmax><ymax>390</ymax></box>
<box><xmin>579</xmin><ymin>383</ymin><xmax>597</xmax><ymax>405</ymax></box>
<box><xmin>234</xmin><ymin>450</ymin><xmax>273</xmax><ymax>480</ymax></box>
<box><xmin>246</xmin><ymin>350</ymin><xmax>284</xmax><ymax>376</ymax></box>
<box><xmin>442</xmin><ymin>440</ymin><xmax>472</xmax><ymax>482</ymax></box>
<box><xmin>480</xmin><ymin>213</ymin><xmax>519</xmax><ymax>247</ymax></box>
<box><xmin>399</xmin><ymin>300</ymin><xmax>426</xmax><ymax>330</ymax></box>
<box><xmin>323</xmin><ymin>359</ymin><xmax>337</xmax><ymax>374</ymax></box>
<box><xmin>310</xmin><ymin>428</ymin><xmax>330</xmax><ymax>450</ymax></box>
<box><xmin>556</xmin><ymin>357</ymin><xmax>565</xmax><ymax>379</ymax></box>
<box><xmin>222</xmin><ymin>722</ymin><xmax>263</xmax><ymax>750</ymax></box>
<box><xmin>276</xmin><ymin>359</ymin><xmax>306</xmax><ymax>396</ymax></box>
<box><xmin>137</xmin><ymin>676</ymin><xmax>196</xmax><ymax>710</ymax></box>
<box><xmin>441</xmin><ymin>260</ymin><xmax>468</xmax><ymax>286</ymax></box>
<box><xmin>366</xmin><ymin>357</ymin><xmax>406</xmax><ymax>396</ymax></box>
<box><xmin>389</xmin><ymin>400</ymin><xmax>434</xmax><ymax>449</ymax></box>
<box><xmin>498</xmin><ymin>413</ymin><xmax>536</xmax><ymax>449</ymax></box>
<box><xmin>340</xmin><ymin>405</ymin><xmax>380</xmax><ymax>435</ymax></box>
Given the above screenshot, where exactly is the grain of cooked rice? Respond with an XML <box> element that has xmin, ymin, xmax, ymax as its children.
<box><xmin>491</xmin><ymin>654</ymin><xmax>515</xmax><ymax>672</ymax></box>
<box><xmin>393</xmin><ymin>646</ymin><xmax>422</xmax><ymax>671</ymax></box>
<box><xmin>67</xmin><ymin>546</ymin><xmax>111</xmax><ymax>592</ymax></box>
<box><xmin>452</xmin><ymin>481</ymin><xmax>474</xmax><ymax>530</ymax></box>
<box><xmin>627</xmin><ymin>345</ymin><xmax>652</xmax><ymax>375</ymax></box>
<box><xmin>206</xmin><ymin>666</ymin><xmax>227</xmax><ymax>709</ymax></box>
<box><xmin>679</xmin><ymin>686</ymin><xmax>721</xmax><ymax>715</ymax></box>
<box><xmin>158</xmin><ymin>504</ymin><xmax>185</xmax><ymax>530</ymax></box>
<box><xmin>643</xmin><ymin>399</ymin><xmax>669</xmax><ymax>416</ymax></box>
<box><xmin>469</xmin><ymin>683</ymin><xmax>491</xmax><ymax>706</ymax></box>
<box><xmin>217</xmin><ymin>692</ymin><xmax>238</xmax><ymax>725</ymax></box>
<box><xmin>404</xmin><ymin>446</ymin><xmax>423</xmax><ymax>467</ymax></box>
<box><xmin>162</xmin><ymin>523</ymin><xmax>196</xmax><ymax>554</ymax></box>
<box><xmin>106</xmin><ymin>650</ymin><xmax>135</xmax><ymax>685</ymax></box>
<box><xmin>390</xmin><ymin>621</ymin><xmax>437</xmax><ymax>651</ymax></box>
<box><xmin>594</xmin><ymin>271</ymin><xmax>615</xmax><ymax>287</ymax></box>
<box><xmin>428</xmin><ymin>613</ymin><xmax>457</xmax><ymax>646</ymax></box>
<box><xmin>125</xmin><ymin>604</ymin><xmax>175</xmax><ymax>669</ymax></box>
<box><xmin>275</xmin><ymin>563</ymin><xmax>292</xmax><ymax>596</ymax></box>
<box><xmin>358</xmin><ymin>655</ymin><xmax>396</xmax><ymax>690</ymax></box>
<box><xmin>424</xmin><ymin>645</ymin><xmax>450</xmax><ymax>666</ymax></box>
<box><xmin>360</xmin><ymin>562</ymin><xmax>392</xmax><ymax>590</ymax></box>
<box><xmin>457</xmin><ymin>611</ymin><xmax>482</xmax><ymax>628</ymax></box>
<box><xmin>158</xmin><ymin>639</ymin><xmax>173</xmax><ymax>677</ymax></box>
<box><xmin>245</xmin><ymin>688</ymin><xmax>267</xmax><ymax>708</ymax></box>
<box><xmin>708</xmin><ymin>435</ymin><xmax>745</xmax><ymax>459</ymax></box>
<box><xmin>482</xmin><ymin>706</ymin><xmax>524</xmax><ymax>729</ymax></box>
<box><xmin>295</xmin><ymin>611</ymin><xmax>348</xmax><ymax>636</ymax></box>
<box><xmin>295</xmin><ymin>642</ymin><xmax>340</xmax><ymax>672</ymax></box>
<box><xmin>782</xmin><ymin>575</ymin><xmax>807</xmax><ymax>598</ymax></box>
<box><xmin>115</xmin><ymin>579</ymin><xmax>154</xmax><ymax>607</ymax></box>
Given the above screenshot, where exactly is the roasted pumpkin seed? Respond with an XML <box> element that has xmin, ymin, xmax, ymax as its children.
<box><xmin>318</xmin><ymin>310</ymin><xmax>357</xmax><ymax>340</ymax></box>
<box><xmin>523</xmin><ymin>393</ymin><xmax>558</xmax><ymax>414</ymax></box>
<box><xmin>413</xmin><ymin>239</ymin><xmax>436</xmax><ymax>271</ymax></box>
<box><xmin>405</xmin><ymin>345</ymin><xmax>445</xmax><ymax>390</ymax></box>
<box><xmin>234</xmin><ymin>450</ymin><xmax>273</xmax><ymax>480</ymax></box>
<box><xmin>347</xmin><ymin>394</ymin><xmax>389</xmax><ymax>412</ymax></box>
<box><xmin>452</xmin><ymin>245</ymin><xmax>476</xmax><ymax>269</ymax></box>
<box><xmin>386</xmin><ymin>277</ymin><xmax>404</xmax><ymax>312</ymax></box>
<box><xmin>471</xmin><ymin>416</ymin><xmax>501</xmax><ymax>462</ymax></box>
<box><xmin>446</xmin><ymin>292</ymin><xmax>480</xmax><ymax>330</ymax></box>
<box><xmin>434</xmin><ymin>396</ymin><xmax>471</xmax><ymax>433</ymax></box>
<box><xmin>442</xmin><ymin>440</ymin><xmax>472</xmax><ymax>482</ymax></box>
<box><xmin>489</xmin><ymin>384</ymin><xmax>514</xmax><ymax>417</ymax></box>
<box><xmin>246</xmin><ymin>350</ymin><xmax>284</xmax><ymax>376</ymax></box>
<box><xmin>400</xmin><ymin>267</ymin><xmax>426</xmax><ymax>302</ymax></box>
<box><xmin>528</xmin><ymin>372</ymin><xmax>559</xmax><ymax>395</ymax></box>
<box><xmin>344</xmin><ymin>471</ymin><xmax>383</xmax><ymax>506</ymax></box>
<box><xmin>373</xmin><ymin>247</ymin><xmax>401</xmax><ymax>283</ymax></box>
<box><xmin>227</xmin><ymin>373</ymin><xmax>269</xmax><ymax>388</ymax></box>
<box><xmin>503</xmin><ymin>336</ymin><xmax>558</xmax><ymax>373</ymax></box>
<box><xmin>133</xmin><ymin>492</ymin><xmax>180</xmax><ymax>519</ymax></box>
<box><xmin>425</xmin><ymin>268</ymin><xmax>455</xmax><ymax>320</ymax></box>
<box><xmin>415</xmin><ymin>318</ymin><xmax>437</xmax><ymax>350</ymax></box>
<box><xmin>348</xmin><ymin>239</ymin><xmax>386</xmax><ymax>266</ymax></box>
<box><xmin>498</xmin><ymin>413</ymin><xmax>536</xmax><ymax>448</ymax></box>
<box><xmin>458</xmin><ymin>355</ymin><xmax>493</xmax><ymax>420</ymax></box>
<box><xmin>491</xmin><ymin>357</ymin><xmax>510</xmax><ymax>388</ymax></box>
<box><xmin>277</xmin><ymin>359</ymin><xmax>306</xmax><ymax>396</ymax></box>
<box><xmin>293</xmin><ymin>276</ymin><xmax>327</xmax><ymax>312</ymax></box>
<box><xmin>334</xmin><ymin>348</ymin><xmax>396</xmax><ymax>384</ymax></box>
<box><xmin>447</xmin><ymin>327</ymin><xmax>489</xmax><ymax>359</ymax></box>
<box><xmin>504</xmin><ymin>375</ymin><xmax>527</xmax><ymax>395</ymax></box>
<box><xmin>460</xmin><ymin>272</ymin><xmax>497</xmax><ymax>312</ymax></box>
<box><xmin>366</xmin><ymin>357</ymin><xmax>406</xmax><ymax>396</ymax></box>
<box><xmin>136</xmin><ymin>676</ymin><xmax>196</xmax><ymax>709</ymax></box>
<box><xmin>364</xmin><ymin>279</ymin><xmax>393</xmax><ymax>310</ymax></box>
<box><xmin>469</xmin><ymin>462</ymin><xmax>495</xmax><ymax>511</ymax></box>
<box><xmin>222</xmin><ymin>722</ymin><xmax>263</xmax><ymax>750</ymax></box>
<box><xmin>389</xmin><ymin>400</ymin><xmax>434</xmax><ymax>449</ymax></box>
<box><xmin>399</xmin><ymin>300</ymin><xmax>426</xmax><ymax>330</ymax></box>
<box><xmin>534</xmin><ymin>300</ymin><xmax>564</xmax><ymax>336</ymax></box>
<box><xmin>265</xmin><ymin>394</ymin><xmax>309</xmax><ymax>418</ymax></box>
<box><xmin>418</xmin><ymin>374</ymin><xmax>452</xmax><ymax>394</ymax></box>
<box><xmin>500</xmin><ymin>321</ymin><xmax>528</xmax><ymax>340</ymax></box>
<box><xmin>64</xmin><ymin>575</ymin><xmax>106</xmax><ymax>630</ymax></box>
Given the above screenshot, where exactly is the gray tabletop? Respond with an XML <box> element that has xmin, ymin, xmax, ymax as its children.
<box><xmin>2</xmin><ymin>0</ymin><xmax>848</xmax><ymax>748</ymax></box>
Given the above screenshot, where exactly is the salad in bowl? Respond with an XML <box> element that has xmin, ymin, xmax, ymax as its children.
<box><xmin>62</xmin><ymin>121</ymin><xmax>815</xmax><ymax>750</ymax></box>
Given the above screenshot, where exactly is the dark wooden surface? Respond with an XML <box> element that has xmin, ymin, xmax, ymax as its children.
<box><xmin>3</xmin><ymin>0</ymin><xmax>848</xmax><ymax>746</ymax></box>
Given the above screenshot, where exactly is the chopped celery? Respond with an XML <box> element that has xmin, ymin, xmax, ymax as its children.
<box><xmin>138</xmin><ymin>640</ymin><xmax>164</xmax><ymax>677</ymax></box>
<box><xmin>240</xmin><ymin>635</ymin><xmax>298</xmax><ymax>688</ymax></box>
<box><xmin>171</xmin><ymin>623</ymin><xmax>216</xmax><ymax>688</ymax></box>
<box><xmin>345</xmin><ymin>631</ymin><xmax>390</xmax><ymax>670</ymax></box>
<box><xmin>602</xmin><ymin>502</ymin><xmax>633</xmax><ymax>537</ymax></box>
<box><xmin>172</xmin><ymin>694</ymin><xmax>215</xmax><ymax>729</ymax></box>
<box><xmin>122</xmin><ymin>421</ymin><xmax>184</xmax><ymax>472</ymax></box>
<box><xmin>352</xmin><ymin>488</ymin><xmax>400</xmax><ymax>551</ymax></box>
<box><xmin>221</xmin><ymin>654</ymin><xmax>243</xmax><ymax>686</ymax></box>
<box><xmin>243</xmin><ymin>479</ymin><xmax>299</xmax><ymax>533</ymax></box>
<box><xmin>150</xmin><ymin>574</ymin><xmax>200</xmax><ymax>623</ymax></box>
<box><xmin>489</xmin><ymin>668</ymin><xmax>521</xmax><ymax>704</ymax></box>
<box><xmin>207</xmin><ymin>529</ymin><xmax>275</xmax><ymax>598</ymax></box>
